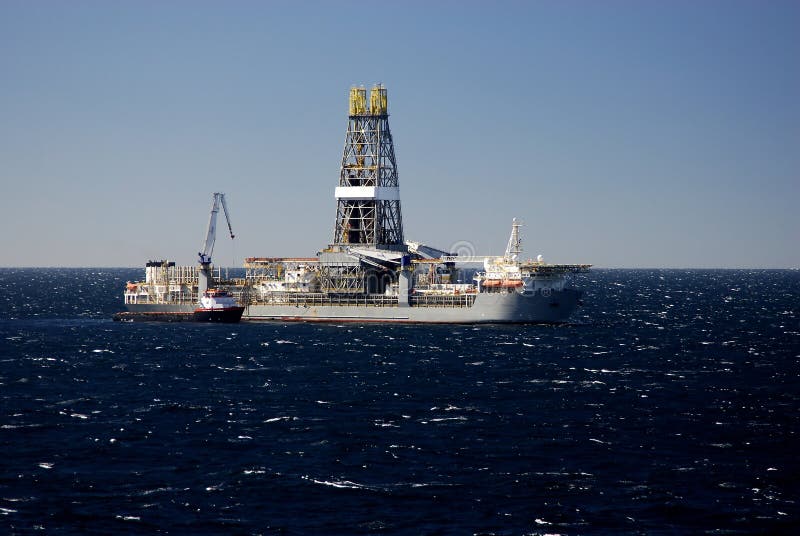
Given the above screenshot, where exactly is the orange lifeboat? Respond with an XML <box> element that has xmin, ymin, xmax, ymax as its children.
<box><xmin>482</xmin><ymin>279</ymin><xmax>523</xmax><ymax>288</ymax></box>
<box><xmin>126</xmin><ymin>282</ymin><xmax>138</xmax><ymax>291</ymax></box>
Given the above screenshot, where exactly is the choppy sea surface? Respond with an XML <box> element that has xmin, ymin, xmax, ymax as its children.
<box><xmin>1</xmin><ymin>268</ymin><xmax>798</xmax><ymax>535</ymax></box>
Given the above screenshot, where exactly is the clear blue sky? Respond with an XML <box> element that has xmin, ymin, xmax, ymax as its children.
<box><xmin>1</xmin><ymin>0</ymin><xmax>797</xmax><ymax>268</ymax></box>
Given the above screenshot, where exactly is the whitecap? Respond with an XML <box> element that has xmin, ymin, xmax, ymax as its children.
<box><xmin>374</xmin><ymin>420</ymin><xmax>399</xmax><ymax>428</ymax></box>
<box><xmin>302</xmin><ymin>476</ymin><xmax>370</xmax><ymax>490</ymax></box>
<box><xmin>264</xmin><ymin>416</ymin><xmax>292</xmax><ymax>423</ymax></box>
<box><xmin>137</xmin><ymin>487</ymin><xmax>175</xmax><ymax>496</ymax></box>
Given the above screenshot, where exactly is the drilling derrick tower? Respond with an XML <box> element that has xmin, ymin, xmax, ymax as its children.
<box><xmin>332</xmin><ymin>84</ymin><xmax>404</xmax><ymax>250</ymax></box>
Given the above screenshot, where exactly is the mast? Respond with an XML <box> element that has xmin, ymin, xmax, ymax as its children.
<box><xmin>504</xmin><ymin>218</ymin><xmax>522</xmax><ymax>261</ymax></box>
<box><xmin>332</xmin><ymin>84</ymin><xmax>404</xmax><ymax>251</ymax></box>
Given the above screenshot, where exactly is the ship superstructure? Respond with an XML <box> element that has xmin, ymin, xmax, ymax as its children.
<box><xmin>118</xmin><ymin>85</ymin><xmax>590</xmax><ymax>323</ymax></box>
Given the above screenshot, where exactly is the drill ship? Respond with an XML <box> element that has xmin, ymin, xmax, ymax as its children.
<box><xmin>118</xmin><ymin>85</ymin><xmax>589</xmax><ymax>323</ymax></box>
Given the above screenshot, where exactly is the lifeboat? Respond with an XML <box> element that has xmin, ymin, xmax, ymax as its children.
<box><xmin>482</xmin><ymin>279</ymin><xmax>524</xmax><ymax>288</ymax></box>
<box><xmin>126</xmin><ymin>282</ymin><xmax>138</xmax><ymax>292</ymax></box>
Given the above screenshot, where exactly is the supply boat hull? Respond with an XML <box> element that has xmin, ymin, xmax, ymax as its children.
<box><xmin>193</xmin><ymin>306</ymin><xmax>245</xmax><ymax>323</ymax></box>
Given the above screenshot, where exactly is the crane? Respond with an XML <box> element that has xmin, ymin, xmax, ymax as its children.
<box><xmin>197</xmin><ymin>193</ymin><xmax>234</xmax><ymax>297</ymax></box>
<box><xmin>199</xmin><ymin>192</ymin><xmax>235</xmax><ymax>265</ymax></box>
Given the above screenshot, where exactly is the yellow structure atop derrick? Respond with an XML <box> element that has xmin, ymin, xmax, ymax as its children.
<box><xmin>349</xmin><ymin>84</ymin><xmax>388</xmax><ymax>116</ymax></box>
<box><xmin>370</xmin><ymin>84</ymin><xmax>387</xmax><ymax>115</ymax></box>
<box><xmin>349</xmin><ymin>86</ymin><xmax>367</xmax><ymax>115</ymax></box>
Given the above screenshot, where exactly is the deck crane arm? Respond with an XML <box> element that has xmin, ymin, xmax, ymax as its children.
<box><xmin>198</xmin><ymin>192</ymin><xmax>235</xmax><ymax>265</ymax></box>
<box><xmin>219</xmin><ymin>193</ymin><xmax>235</xmax><ymax>241</ymax></box>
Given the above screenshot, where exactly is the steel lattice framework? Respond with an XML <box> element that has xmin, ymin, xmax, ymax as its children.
<box><xmin>332</xmin><ymin>85</ymin><xmax>404</xmax><ymax>249</ymax></box>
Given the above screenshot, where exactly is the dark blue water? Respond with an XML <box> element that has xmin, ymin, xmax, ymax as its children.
<box><xmin>1</xmin><ymin>268</ymin><xmax>798</xmax><ymax>534</ymax></box>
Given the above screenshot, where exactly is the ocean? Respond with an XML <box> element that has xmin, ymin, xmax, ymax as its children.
<box><xmin>1</xmin><ymin>268</ymin><xmax>798</xmax><ymax>534</ymax></box>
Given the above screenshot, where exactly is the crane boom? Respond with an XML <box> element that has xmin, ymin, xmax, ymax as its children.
<box><xmin>220</xmin><ymin>194</ymin><xmax>235</xmax><ymax>242</ymax></box>
<box><xmin>198</xmin><ymin>192</ymin><xmax>235</xmax><ymax>265</ymax></box>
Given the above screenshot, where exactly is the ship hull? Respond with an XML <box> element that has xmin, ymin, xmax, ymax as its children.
<box><xmin>113</xmin><ymin>310</ymin><xmax>194</xmax><ymax>322</ymax></box>
<box><xmin>122</xmin><ymin>289</ymin><xmax>582</xmax><ymax>324</ymax></box>
<box><xmin>193</xmin><ymin>307</ymin><xmax>245</xmax><ymax>323</ymax></box>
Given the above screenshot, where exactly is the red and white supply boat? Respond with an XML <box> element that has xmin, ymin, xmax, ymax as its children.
<box><xmin>194</xmin><ymin>289</ymin><xmax>245</xmax><ymax>323</ymax></box>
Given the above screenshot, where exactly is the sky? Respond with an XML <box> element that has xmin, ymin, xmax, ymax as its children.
<box><xmin>1</xmin><ymin>0</ymin><xmax>798</xmax><ymax>268</ymax></box>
